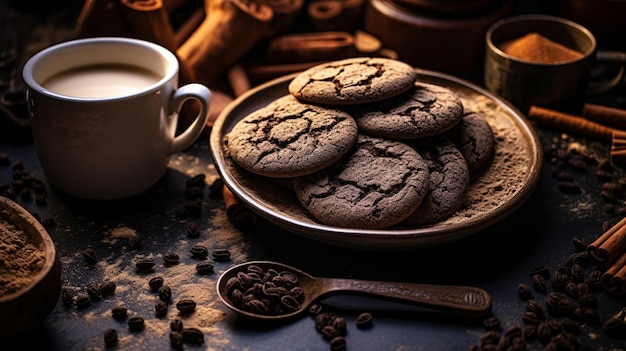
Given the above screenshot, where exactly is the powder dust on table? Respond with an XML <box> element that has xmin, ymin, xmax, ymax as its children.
<box><xmin>0</xmin><ymin>216</ymin><xmax>46</xmax><ymax>297</ymax></box>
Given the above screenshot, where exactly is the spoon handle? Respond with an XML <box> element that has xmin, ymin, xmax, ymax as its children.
<box><xmin>319</xmin><ymin>278</ymin><xmax>492</xmax><ymax>318</ymax></box>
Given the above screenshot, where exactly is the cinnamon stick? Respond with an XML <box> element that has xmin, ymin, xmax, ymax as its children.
<box><xmin>528</xmin><ymin>105</ymin><xmax>626</xmax><ymax>142</ymax></box>
<box><xmin>222</xmin><ymin>185</ymin><xmax>258</xmax><ymax>225</ymax></box>
<box><xmin>588</xmin><ymin>216</ymin><xmax>626</xmax><ymax>266</ymax></box>
<box><xmin>264</xmin><ymin>31</ymin><xmax>356</xmax><ymax>64</ymax></box>
<box><xmin>120</xmin><ymin>0</ymin><xmax>178</xmax><ymax>51</ymax></box>
<box><xmin>583</xmin><ymin>103</ymin><xmax>626</xmax><ymax>130</ymax></box>
<box><xmin>601</xmin><ymin>251</ymin><xmax>626</xmax><ymax>296</ymax></box>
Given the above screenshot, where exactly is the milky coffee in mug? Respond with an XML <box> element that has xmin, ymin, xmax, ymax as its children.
<box><xmin>23</xmin><ymin>37</ymin><xmax>212</xmax><ymax>200</ymax></box>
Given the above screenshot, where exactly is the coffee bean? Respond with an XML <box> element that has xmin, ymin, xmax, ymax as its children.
<box><xmin>212</xmin><ymin>249</ymin><xmax>231</xmax><ymax>262</ymax></box>
<box><xmin>99</xmin><ymin>281</ymin><xmax>116</xmax><ymax>297</ymax></box>
<box><xmin>111</xmin><ymin>306</ymin><xmax>128</xmax><ymax>320</ymax></box>
<box><xmin>149</xmin><ymin>276</ymin><xmax>164</xmax><ymax>291</ymax></box>
<box><xmin>171</xmin><ymin>319</ymin><xmax>184</xmax><ymax>332</ymax></box>
<box><xmin>86</xmin><ymin>284</ymin><xmax>101</xmax><ymax>301</ymax></box>
<box><xmin>104</xmin><ymin>328</ymin><xmax>118</xmax><ymax>348</ymax></box>
<box><xmin>480</xmin><ymin>330</ymin><xmax>500</xmax><ymax>347</ymax></box>
<box><xmin>170</xmin><ymin>331</ymin><xmax>184</xmax><ymax>350</ymax></box>
<box><xmin>321</xmin><ymin>325</ymin><xmax>339</xmax><ymax>340</ymax></box>
<box><xmin>186</xmin><ymin>174</ymin><xmax>206</xmax><ymax>189</ymax></box>
<box><xmin>155</xmin><ymin>300</ymin><xmax>169</xmax><ymax>317</ymax></box>
<box><xmin>196</xmin><ymin>261</ymin><xmax>214</xmax><ymax>274</ymax></box>
<box><xmin>163</xmin><ymin>253</ymin><xmax>180</xmax><ymax>266</ymax></box>
<box><xmin>190</xmin><ymin>244</ymin><xmax>209</xmax><ymax>258</ymax></box>
<box><xmin>186</xmin><ymin>221</ymin><xmax>200</xmax><ymax>237</ymax></box>
<box><xmin>531</xmin><ymin>274</ymin><xmax>547</xmax><ymax>293</ymax></box>
<box><xmin>356</xmin><ymin>312</ymin><xmax>373</xmax><ymax>329</ymax></box>
<box><xmin>159</xmin><ymin>285</ymin><xmax>172</xmax><ymax>303</ymax></box>
<box><xmin>309</xmin><ymin>304</ymin><xmax>323</xmax><ymax>316</ymax></box>
<box><xmin>517</xmin><ymin>283</ymin><xmax>534</xmax><ymax>300</ymax></box>
<box><xmin>181</xmin><ymin>327</ymin><xmax>204</xmax><ymax>344</ymax></box>
<box><xmin>82</xmin><ymin>248</ymin><xmax>97</xmax><ymax>265</ymax></box>
<box><xmin>61</xmin><ymin>288</ymin><xmax>74</xmax><ymax>307</ymax></box>
<box><xmin>329</xmin><ymin>336</ymin><xmax>346</xmax><ymax>351</ymax></box>
<box><xmin>128</xmin><ymin>315</ymin><xmax>145</xmax><ymax>331</ymax></box>
<box><xmin>75</xmin><ymin>294</ymin><xmax>91</xmax><ymax>309</ymax></box>
<box><xmin>176</xmin><ymin>299</ymin><xmax>196</xmax><ymax>314</ymax></box>
<box><xmin>135</xmin><ymin>258</ymin><xmax>155</xmax><ymax>273</ymax></box>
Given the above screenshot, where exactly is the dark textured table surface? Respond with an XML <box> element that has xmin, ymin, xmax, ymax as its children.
<box><xmin>2</xmin><ymin>1</ymin><xmax>626</xmax><ymax>350</ymax></box>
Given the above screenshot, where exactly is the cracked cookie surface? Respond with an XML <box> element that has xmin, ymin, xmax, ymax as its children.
<box><xmin>445</xmin><ymin>111</ymin><xmax>495</xmax><ymax>174</ymax></box>
<box><xmin>288</xmin><ymin>57</ymin><xmax>417</xmax><ymax>105</ymax></box>
<box><xmin>352</xmin><ymin>82</ymin><xmax>464</xmax><ymax>139</ymax></box>
<box><xmin>402</xmin><ymin>136</ymin><xmax>470</xmax><ymax>227</ymax></box>
<box><xmin>227</xmin><ymin>95</ymin><xmax>359</xmax><ymax>178</ymax></box>
<box><xmin>293</xmin><ymin>134</ymin><xmax>429</xmax><ymax>229</ymax></box>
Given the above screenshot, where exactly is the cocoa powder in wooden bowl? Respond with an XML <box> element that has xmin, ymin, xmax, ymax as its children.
<box><xmin>0</xmin><ymin>197</ymin><xmax>61</xmax><ymax>338</ymax></box>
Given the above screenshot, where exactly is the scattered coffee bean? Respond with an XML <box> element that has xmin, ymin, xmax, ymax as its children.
<box><xmin>171</xmin><ymin>319</ymin><xmax>184</xmax><ymax>332</ymax></box>
<box><xmin>356</xmin><ymin>312</ymin><xmax>373</xmax><ymax>329</ymax></box>
<box><xmin>212</xmin><ymin>249</ymin><xmax>231</xmax><ymax>262</ymax></box>
<box><xmin>181</xmin><ymin>327</ymin><xmax>204</xmax><ymax>344</ymax></box>
<box><xmin>207</xmin><ymin>176</ymin><xmax>223</xmax><ymax>195</ymax></box>
<box><xmin>329</xmin><ymin>336</ymin><xmax>346</xmax><ymax>351</ymax></box>
<box><xmin>480</xmin><ymin>330</ymin><xmax>500</xmax><ymax>347</ymax></box>
<box><xmin>190</xmin><ymin>244</ymin><xmax>209</xmax><ymax>258</ymax></box>
<box><xmin>61</xmin><ymin>288</ymin><xmax>74</xmax><ymax>307</ymax></box>
<box><xmin>170</xmin><ymin>331</ymin><xmax>184</xmax><ymax>350</ymax></box>
<box><xmin>128</xmin><ymin>315</ymin><xmax>145</xmax><ymax>331</ymax></box>
<box><xmin>155</xmin><ymin>300</ymin><xmax>169</xmax><ymax>317</ymax></box>
<box><xmin>531</xmin><ymin>274</ymin><xmax>547</xmax><ymax>293</ymax></box>
<box><xmin>99</xmin><ymin>281</ymin><xmax>116</xmax><ymax>297</ymax></box>
<box><xmin>149</xmin><ymin>276</ymin><xmax>164</xmax><ymax>291</ymax></box>
<box><xmin>176</xmin><ymin>299</ymin><xmax>196</xmax><ymax>314</ymax></box>
<box><xmin>135</xmin><ymin>257</ymin><xmax>155</xmax><ymax>273</ymax></box>
<box><xmin>159</xmin><ymin>285</ymin><xmax>172</xmax><ymax>304</ymax></box>
<box><xmin>186</xmin><ymin>221</ymin><xmax>200</xmax><ymax>237</ymax></box>
<box><xmin>75</xmin><ymin>294</ymin><xmax>91</xmax><ymax>309</ymax></box>
<box><xmin>517</xmin><ymin>283</ymin><xmax>534</xmax><ymax>301</ymax></box>
<box><xmin>196</xmin><ymin>261</ymin><xmax>214</xmax><ymax>275</ymax></box>
<box><xmin>112</xmin><ymin>306</ymin><xmax>128</xmax><ymax>320</ymax></box>
<box><xmin>86</xmin><ymin>284</ymin><xmax>101</xmax><ymax>301</ymax></box>
<box><xmin>83</xmin><ymin>248</ymin><xmax>97</xmax><ymax>265</ymax></box>
<box><xmin>103</xmin><ymin>328</ymin><xmax>118</xmax><ymax>348</ymax></box>
<box><xmin>186</xmin><ymin>174</ymin><xmax>206</xmax><ymax>189</ymax></box>
<box><xmin>163</xmin><ymin>253</ymin><xmax>180</xmax><ymax>266</ymax></box>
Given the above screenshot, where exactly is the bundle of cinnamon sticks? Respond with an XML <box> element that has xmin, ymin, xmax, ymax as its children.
<box><xmin>588</xmin><ymin>216</ymin><xmax>626</xmax><ymax>296</ymax></box>
<box><xmin>528</xmin><ymin>104</ymin><xmax>626</xmax><ymax>165</ymax></box>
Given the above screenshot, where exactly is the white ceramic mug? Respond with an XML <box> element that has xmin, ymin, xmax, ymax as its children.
<box><xmin>22</xmin><ymin>37</ymin><xmax>211</xmax><ymax>200</ymax></box>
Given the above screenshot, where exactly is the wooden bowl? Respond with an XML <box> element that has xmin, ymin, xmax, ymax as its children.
<box><xmin>0</xmin><ymin>197</ymin><xmax>61</xmax><ymax>338</ymax></box>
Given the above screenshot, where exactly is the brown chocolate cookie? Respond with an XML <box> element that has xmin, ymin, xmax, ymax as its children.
<box><xmin>293</xmin><ymin>134</ymin><xmax>430</xmax><ymax>229</ymax></box>
<box><xmin>227</xmin><ymin>95</ymin><xmax>358</xmax><ymax>178</ymax></box>
<box><xmin>352</xmin><ymin>81</ymin><xmax>464</xmax><ymax>139</ymax></box>
<box><xmin>288</xmin><ymin>57</ymin><xmax>417</xmax><ymax>105</ymax></box>
<box><xmin>402</xmin><ymin>136</ymin><xmax>469</xmax><ymax>227</ymax></box>
<box><xmin>445</xmin><ymin>111</ymin><xmax>495</xmax><ymax>174</ymax></box>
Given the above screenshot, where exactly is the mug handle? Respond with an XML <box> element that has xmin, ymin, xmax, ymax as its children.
<box><xmin>168</xmin><ymin>83</ymin><xmax>211</xmax><ymax>154</ymax></box>
<box><xmin>588</xmin><ymin>50</ymin><xmax>626</xmax><ymax>95</ymax></box>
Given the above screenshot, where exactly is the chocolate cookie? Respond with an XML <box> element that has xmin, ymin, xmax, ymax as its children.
<box><xmin>293</xmin><ymin>134</ymin><xmax>430</xmax><ymax>229</ymax></box>
<box><xmin>227</xmin><ymin>95</ymin><xmax>358</xmax><ymax>178</ymax></box>
<box><xmin>352</xmin><ymin>81</ymin><xmax>464</xmax><ymax>139</ymax></box>
<box><xmin>402</xmin><ymin>137</ymin><xmax>469</xmax><ymax>227</ymax></box>
<box><xmin>445</xmin><ymin>111</ymin><xmax>495</xmax><ymax>174</ymax></box>
<box><xmin>288</xmin><ymin>57</ymin><xmax>417</xmax><ymax>105</ymax></box>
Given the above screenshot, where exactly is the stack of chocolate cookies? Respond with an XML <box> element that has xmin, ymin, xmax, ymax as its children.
<box><xmin>226</xmin><ymin>57</ymin><xmax>495</xmax><ymax>230</ymax></box>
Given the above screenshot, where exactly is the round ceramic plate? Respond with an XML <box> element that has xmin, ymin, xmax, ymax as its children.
<box><xmin>209</xmin><ymin>70</ymin><xmax>543</xmax><ymax>249</ymax></box>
